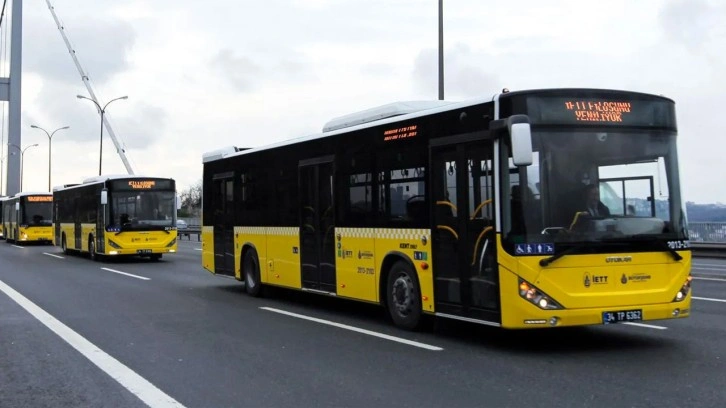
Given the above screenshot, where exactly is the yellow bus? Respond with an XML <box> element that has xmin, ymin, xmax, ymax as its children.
<box><xmin>2</xmin><ymin>192</ymin><xmax>54</xmax><ymax>244</ymax></box>
<box><xmin>0</xmin><ymin>196</ymin><xmax>7</xmax><ymax>239</ymax></box>
<box><xmin>53</xmin><ymin>175</ymin><xmax>178</xmax><ymax>261</ymax></box>
<box><xmin>201</xmin><ymin>88</ymin><xmax>692</xmax><ymax>330</ymax></box>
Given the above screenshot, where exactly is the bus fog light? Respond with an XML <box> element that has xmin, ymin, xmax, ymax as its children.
<box><xmin>672</xmin><ymin>308</ymin><xmax>680</xmax><ymax>317</ymax></box>
<box><xmin>549</xmin><ymin>317</ymin><xmax>559</xmax><ymax>326</ymax></box>
<box><xmin>109</xmin><ymin>251</ymin><xmax>119</xmax><ymax>255</ymax></box>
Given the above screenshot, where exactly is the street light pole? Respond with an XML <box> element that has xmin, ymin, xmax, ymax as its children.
<box><xmin>30</xmin><ymin>125</ymin><xmax>70</xmax><ymax>191</ymax></box>
<box><xmin>76</xmin><ymin>95</ymin><xmax>128</xmax><ymax>176</ymax></box>
<box><xmin>10</xmin><ymin>143</ymin><xmax>39</xmax><ymax>192</ymax></box>
<box><xmin>438</xmin><ymin>0</ymin><xmax>444</xmax><ymax>100</ymax></box>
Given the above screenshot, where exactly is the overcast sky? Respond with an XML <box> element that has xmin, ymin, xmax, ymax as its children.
<box><xmin>2</xmin><ymin>0</ymin><xmax>724</xmax><ymax>203</ymax></box>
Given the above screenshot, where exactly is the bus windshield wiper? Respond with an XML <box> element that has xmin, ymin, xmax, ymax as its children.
<box><xmin>632</xmin><ymin>235</ymin><xmax>683</xmax><ymax>261</ymax></box>
<box><xmin>540</xmin><ymin>244</ymin><xmax>588</xmax><ymax>267</ymax></box>
<box><xmin>602</xmin><ymin>235</ymin><xmax>683</xmax><ymax>261</ymax></box>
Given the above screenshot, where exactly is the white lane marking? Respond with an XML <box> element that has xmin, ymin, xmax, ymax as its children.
<box><xmin>693</xmin><ymin>296</ymin><xmax>726</xmax><ymax>303</ymax></box>
<box><xmin>101</xmin><ymin>268</ymin><xmax>150</xmax><ymax>281</ymax></box>
<box><xmin>692</xmin><ymin>267</ymin><xmax>726</xmax><ymax>271</ymax></box>
<box><xmin>622</xmin><ymin>322</ymin><xmax>668</xmax><ymax>330</ymax></box>
<box><xmin>0</xmin><ymin>280</ymin><xmax>185</xmax><ymax>408</ymax></box>
<box><xmin>194</xmin><ymin>248</ymin><xmax>202</xmax><ymax>251</ymax></box>
<box><xmin>12</xmin><ymin>245</ymin><xmax>25</xmax><ymax>249</ymax></box>
<box><xmin>693</xmin><ymin>277</ymin><xmax>726</xmax><ymax>282</ymax></box>
<box><xmin>44</xmin><ymin>253</ymin><xmax>65</xmax><ymax>259</ymax></box>
<box><xmin>261</xmin><ymin>307</ymin><xmax>443</xmax><ymax>351</ymax></box>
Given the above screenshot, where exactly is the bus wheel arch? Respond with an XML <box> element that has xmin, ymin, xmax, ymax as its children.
<box><xmin>380</xmin><ymin>253</ymin><xmax>423</xmax><ymax>330</ymax></box>
<box><xmin>241</xmin><ymin>244</ymin><xmax>263</xmax><ymax>297</ymax></box>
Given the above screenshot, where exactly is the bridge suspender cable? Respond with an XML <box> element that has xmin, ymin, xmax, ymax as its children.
<box><xmin>44</xmin><ymin>0</ymin><xmax>136</xmax><ymax>175</ymax></box>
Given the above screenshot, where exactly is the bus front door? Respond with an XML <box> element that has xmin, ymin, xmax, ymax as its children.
<box><xmin>212</xmin><ymin>176</ymin><xmax>235</xmax><ymax>277</ymax></box>
<box><xmin>299</xmin><ymin>158</ymin><xmax>336</xmax><ymax>293</ymax></box>
<box><xmin>431</xmin><ymin>137</ymin><xmax>500</xmax><ymax>323</ymax></box>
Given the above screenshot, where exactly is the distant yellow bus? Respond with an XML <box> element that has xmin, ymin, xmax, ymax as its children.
<box><xmin>2</xmin><ymin>192</ymin><xmax>54</xmax><ymax>244</ymax></box>
<box><xmin>0</xmin><ymin>196</ymin><xmax>9</xmax><ymax>239</ymax></box>
<box><xmin>53</xmin><ymin>175</ymin><xmax>178</xmax><ymax>261</ymax></box>
<box><xmin>202</xmin><ymin>88</ymin><xmax>691</xmax><ymax>330</ymax></box>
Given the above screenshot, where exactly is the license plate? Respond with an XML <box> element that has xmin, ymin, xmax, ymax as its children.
<box><xmin>137</xmin><ymin>249</ymin><xmax>152</xmax><ymax>254</ymax></box>
<box><xmin>602</xmin><ymin>309</ymin><xmax>642</xmax><ymax>324</ymax></box>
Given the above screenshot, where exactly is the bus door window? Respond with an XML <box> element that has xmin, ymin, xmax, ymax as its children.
<box><xmin>299</xmin><ymin>159</ymin><xmax>336</xmax><ymax>292</ymax></box>
<box><xmin>467</xmin><ymin>156</ymin><xmax>497</xmax><ymax>310</ymax></box>
<box><xmin>212</xmin><ymin>173</ymin><xmax>235</xmax><ymax>276</ymax></box>
<box><xmin>432</xmin><ymin>149</ymin><xmax>461</xmax><ymax>305</ymax></box>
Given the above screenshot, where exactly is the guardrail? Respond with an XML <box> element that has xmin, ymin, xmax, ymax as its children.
<box><xmin>689</xmin><ymin>222</ymin><xmax>726</xmax><ymax>257</ymax></box>
<box><xmin>178</xmin><ymin>226</ymin><xmax>201</xmax><ymax>241</ymax></box>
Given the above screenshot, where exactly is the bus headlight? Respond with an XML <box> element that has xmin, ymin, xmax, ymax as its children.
<box><xmin>519</xmin><ymin>278</ymin><xmax>563</xmax><ymax>310</ymax></box>
<box><xmin>673</xmin><ymin>276</ymin><xmax>692</xmax><ymax>302</ymax></box>
<box><xmin>166</xmin><ymin>238</ymin><xmax>177</xmax><ymax>247</ymax></box>
<box><xmin>108</xmin><ymin>240</ymin><xmax>122</xmax><ymax>249</ymax></box>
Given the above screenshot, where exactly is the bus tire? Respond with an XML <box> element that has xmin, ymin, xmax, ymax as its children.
<box><xmin>89</xmin><ymin>237</ymin><xmax>98</xmax><ymax>262</ymax></box>
<box><xmin>61</xmin><ymin>234</ymin><xmax>70</xmax><ymax>255</ymax></box>
<box><xmin>243</xmin><ymin>248</ymin><xmax>263</xmax><ymax>297</ymax></box>
<box><xmin>386</xmin><ymin>260</ymin><xmax>423</xmax><ymax>330</ymax></box>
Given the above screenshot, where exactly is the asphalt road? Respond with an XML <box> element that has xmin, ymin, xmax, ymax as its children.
<box><xmin>1</xmin><ymin>240</ymin><xmax>725</xmax><ymax>408</ymax></box>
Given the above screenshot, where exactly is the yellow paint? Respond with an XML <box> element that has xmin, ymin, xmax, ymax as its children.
<box><xmin>234</xmin><ymin>227</ymin><xmax>267</xmax><ymax>281</ymax></box>
<box><xmin>497</xmin><ymin>236</ymin><xmax>692</xmax><ymax>328</ymax></box>
<box><xmin>17</xmin><ymin>226</ymin><xmax>53</xmax><ymax>243</ymax></box>
<box><xmin>202</xmin><ymin>226</ymin><xmax>215</xmax><ymax>273</ymax></box>
<box><xmin>336</xmin><ymin>228</ymin><xmax>376</xmax><ymax>302</ymax></box>
<box><xmin>264</xmin><ymin>228</ymin><xmax>301</xmax><ymax>289</ymax></box>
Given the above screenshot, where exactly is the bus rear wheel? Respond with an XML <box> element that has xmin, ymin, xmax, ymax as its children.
<box><xmin>61</xmin><ymin>234</ymin><xmax>70</xmax><ymax>255</ymax></box>
<box><xmin>243</xmin><ymin>248</ymin><xmax>262</xmax><ymax>297</ymax></box>
<box><xmin>386</xmin><ymin>261</ymin><xmax>423</xmax><ymax>330</ymax></box>
<box><xmin>89</xmin><ymin>238</ymin><xmax>98</xmax><ymax>262</ymax></box>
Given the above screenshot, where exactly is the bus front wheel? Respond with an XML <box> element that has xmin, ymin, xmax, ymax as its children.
<box><xmin>243</xmin><ymin>248</ymin><xmax>262</xmax><ymax>297</ymax></box>
<box><xmin>386</xmin><ymin>261</ymin><xmax>423</xmax><ymax>330</ymax></box>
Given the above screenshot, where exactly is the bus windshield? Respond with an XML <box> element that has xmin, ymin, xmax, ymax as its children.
<box><xmin>109</xmin><ymin>190</ymin><xmax>176</xmax><ymax>229</ymax></box>
<box><xmin>22</xmin><ymin>201</ymin><xmax>53</xmax><ymax>226</ymax></box>
<box><xmin>502</xmin><ymin>128</ymin><xmax>688</xmax><ymax>253</ymax></box>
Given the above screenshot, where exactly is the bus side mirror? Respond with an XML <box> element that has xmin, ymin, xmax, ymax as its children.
<box><xmin>509</xmin><ymin>115</ymin><xmax>533</xmax><ymax>167</ymax></box>
<box><xmin>101</xmin><ymin>189</ymin><xmax>108</xmax><ymax>205</ymax></box>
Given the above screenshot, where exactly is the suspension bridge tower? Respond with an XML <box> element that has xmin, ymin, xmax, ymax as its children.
<box><xmin>0</xmin><ymin>0</ymin><xmax>22</xmax><ymax>196</ymax></box>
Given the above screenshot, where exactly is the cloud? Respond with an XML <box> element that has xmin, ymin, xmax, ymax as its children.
<box><xmin>24</xmin><ymin>12</ymin><xmax>136</xmax><ymax>87</ymax></box>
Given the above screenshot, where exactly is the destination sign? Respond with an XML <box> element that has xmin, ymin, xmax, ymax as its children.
<box><xmin>564</xmin><ymin>100</ymin><xmax>632</xmax><ymax>123</ymax></box>
<box><xmin>128</xmin><ymin>180</ymin><xmax>157</xmax><ymax>189</ymax></box>
<box><xmin>525</xmin><ymin>95</ymin><xmax>676</xmax><ymax>128</ymax></box>
<box><xmin>383</xmin><ymin>124</ymin><xmax>418</xmax><ymax>142</ymax></box>
<box><xmin>111</xmin><ymin>178</ymin><xmax>174</xmax><ymax>191</ymax></box>
<box><xmin>26</xmin><ymin>195</ymin><xmax>52</xmax><ymax>202</ymax></box>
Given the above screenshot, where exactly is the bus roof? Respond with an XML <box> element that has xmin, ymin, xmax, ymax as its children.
<box><xmin>53</xmin><ymin>175</ymin><xmax>175</xmax><ymax>192</ymax></box>
<box><xmin>7</xmin><ymin>192</ymin><xmax>52</xmax><ymax>198</ymax></box>
<box><xmin>202</xmin><ymin>87</ymin><xmax>672</xmax><ymax>163</ymax></box>
<box><xmin>202</xmin><ymin>95</ymin><xmax>496</xmax><ymax>163</ymax></box>
<box><xmin>322</xmin><ymin>100</ymin><xmax>454</xmax><ymax>132</ymax></box>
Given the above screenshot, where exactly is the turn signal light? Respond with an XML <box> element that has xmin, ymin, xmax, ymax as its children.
<box><xmin>672</xmin><ymin>275</ymin><xmax>692</xmax><ymax>302</ymax></box>
<box><xmin>518</xmin><ymin>278</ymin><xmax>563</xmax><ymax>310</ymax></box>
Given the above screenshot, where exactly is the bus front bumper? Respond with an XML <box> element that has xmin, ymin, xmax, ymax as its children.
<box><xmin>503</xmin><ymin>297</ymin><xmax>691</xmax><ymax>329</ymax></box>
